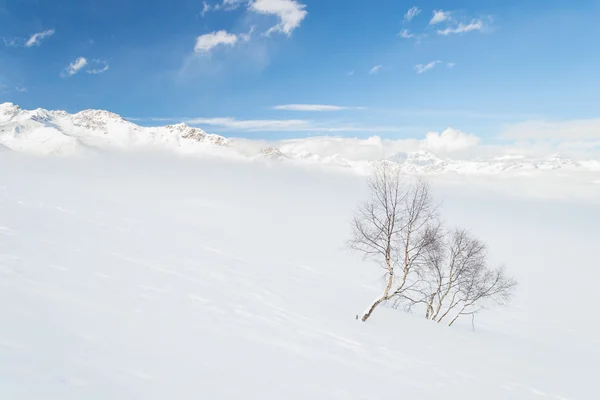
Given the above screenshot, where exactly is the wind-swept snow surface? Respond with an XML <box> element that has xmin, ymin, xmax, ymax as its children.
<box><xmin>0</xmin><ymin>152</ymin><xmax>598</xmax><ymax>399</ymax></box>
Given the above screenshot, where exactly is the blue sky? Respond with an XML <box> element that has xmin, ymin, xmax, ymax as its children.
<box><xmin>1</xmin><ymin>0</ymin><xmax>599</xmax><ymax>140</ymax></box>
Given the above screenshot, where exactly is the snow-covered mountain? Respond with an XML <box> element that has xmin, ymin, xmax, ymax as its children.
<box><xmin>2</xmin><ymin>102</ymin><xmax>599</xmax><ymax>176</ymax></box>
<box><xmin>0</xmin><ymin>102</ymin><xmax>230</xmax><ymax>156</ymax></box>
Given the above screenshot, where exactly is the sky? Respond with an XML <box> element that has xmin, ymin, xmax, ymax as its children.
<box><xmin>1</xmin><ymin>0</ymin><xmax>600</xmax><ymax>142</ymax></box>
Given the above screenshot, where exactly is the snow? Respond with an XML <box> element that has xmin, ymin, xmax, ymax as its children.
<box><xmin>0</xmin><ymin>103</ymin><xmax>230</xmax><ymax>156</ymax></box>
<box><xmin>0</xmin><ymin>151</ymin><xmax>598</xmax><ymax>399</ymax></box>
<box><xmin>2</xmin><ymin>103</ymin><xmax>600</xmax><ymax>176</ymax></box>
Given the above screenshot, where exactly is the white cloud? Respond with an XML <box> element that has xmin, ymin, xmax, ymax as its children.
<box><xmin>369</xmin><ymin>65</ymin><xmax>382</xmax><ymax>75</ymax></box>
<box><xmin>25</xmin><ymin>29</ymin><xmax>55</xmax><ymax>47</ymax></box>
<box><xmin>557</xmin><ymin>140</ymin><xmax>600</xmax><ymax>151</ymax></box>
<box><xmin>423</xmin><ymin>128</ymin><xmax>480</xmax><ymax>152</ymax></box>
<box><xmin>201</xmin><ymin>1</ymin><xmax>212</xmax><ymax>16</ymax></box>
<box><xmin>430</xmin><ymin>10</ymin><xmax>451</xmax><ymax>25</ymax></box>
<box><xmin>447</xmin><ymin>62</ymin><xmax>456</xmax><ymax>68</ymax></box>
<box><xmin>273</xmin><ymin>104</ymin><xmax>364</xmax><ymax>112</ymax></box>
<box><xmin>404</xmin><ymin>6</ymin><xmax>421</xmax><ymax>22</ymax></box>
<box><xmin>2</xmin><ymin>37</ymin><xmax>19</xmax><ymax>47</ymax></box>
<box><xmin>414</xmin><ymin>60</ymin><xmax>440</xmax><ymax>74</ymax></box>
<box><xmin>15</xmin><ymin>86</ymin><xmax>28</xmax><ymax>93</ymax></box>
<box><xmin>203</xmin><ymin>0</ymin><xmax>246</xmax><ymax>14</ymax></box>
<box><xmin>64</xmin><ymin>57</ymin><xmax>88</xmax><ymax>77</ymax></box>
<box><xmin>185</xmin><ymin>117</ymin><xmax>400</xmax><ymax>133</ymax></box>
<box><xmin>194</xmin><ymin>30</ymin><xmax>239</xmax><ymax>53</ymax></box>
<box><xmin>347</xmin><ymin>70</ymin><xmax>355</xmax><ymax>76</ymax></box>
<box><xmin>221</xmin><ymin>0</ymin><xmax>246</xmax><ymax>10</ymax></box>
<box><xmin>437</xmin><ymin>20</ymin><xmax>484</xmax><ymax>35</ymax></box>
<box><xmin>250</xmin><ymin>0</ymin><xmax>308</xmax><ymax>36</ymax></box>
<box><xmin>87</xmin><ymin>59</ymin><xmax>109</xmax><ymax>75</ymax></box>
<box><xmin>239</xmin><ymin>26</ymin><xmax>255</xmax><ymax>42</ymax></box>
<box><xmin>398</xmin><ymin>30</ymin><xmax>428</xmax><ymax>41</ymax></box>
<box><xmin>501</xmin><ymin>119</ymin><xmax>600</xmax><ymax>140</ymax></box>
<box><xmin>186</xmin><ymin>117</ymin><xmax>310</xmax><ymax>131</ymax></box>
<box><xmin>398</xmin><ymin>29</ymin><xmax>415</xmax><ymax>39</ymax></box>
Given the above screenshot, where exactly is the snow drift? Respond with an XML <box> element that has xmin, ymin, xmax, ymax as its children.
<box><xmin>0</xmin><ymin>152</ymin><xmax>598</xmax><ymax>399</ymax></box>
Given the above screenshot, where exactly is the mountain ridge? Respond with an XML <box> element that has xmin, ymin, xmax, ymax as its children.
<box><xmin>1</xmin><ymin>102</ymin><xmax>599</xmax><ymax>176</ymax></box>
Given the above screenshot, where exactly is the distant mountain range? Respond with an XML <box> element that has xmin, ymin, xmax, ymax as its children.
<box><xmin>2</xmin><ymin>102</ymin><xmax>599</xmax><ymax>176</ymax></box>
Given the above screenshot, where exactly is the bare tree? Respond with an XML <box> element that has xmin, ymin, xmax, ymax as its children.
<box><xmin>448</xmin><ymin>265</ymin><xmax>517</xmax><ymax>327</ymax></box>
<box><xmin>349</xmin><ymin>164</ymin><xmax>517</xmax><ymax>326</ymax></box>
<box><xmin>422</xmin><ymin>229</ymin><xmax>486</xmax><ymax>322</ymax></box>
<box><xmin>417</xmin><ymin>229</ymin><xmax>517</xmax><ymax>327</ymax></box>
<box><xmin>348</xmin><ymin>162</ymin><xmax>438</xmax><ymax>322</ymax></box>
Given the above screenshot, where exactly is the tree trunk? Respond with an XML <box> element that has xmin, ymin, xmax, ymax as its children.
<box><xmin>425</xmin><ymin>293</ymin><xmax>435</xmax><ymax>319</ymax></box>
<box><xmin>361</xmin><ymin>246</ymin><xmax>394</xmax><ymax>322</ymax></box>
<box><xmin>361</xmin><ymin>296</ymin><xmax>386</xmax><ymax>322</ymax></box>
<box><xmin>448</xmin><ymin>314</ymin><xmax>460</xmax><ymax>326</ymax></box>
<box><xmin>432</xmin><ymin>278</ymin><xmax>454</xmax><ymax>321</ymax></box>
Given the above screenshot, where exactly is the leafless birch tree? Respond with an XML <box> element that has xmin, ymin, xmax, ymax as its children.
<box><xmin>349</xmin><ymin>163</ymin><xmax>517</xmax><ymax>326</ymax></box>
<box><xmin>348</xmin><ymin>162</ymin><xmax>438</xmax><ymax>322</ymax></box>
<box><xmin>421</xmin><ymin>229</ymin><xmax>517</xmax><ymax>326</ymax></box>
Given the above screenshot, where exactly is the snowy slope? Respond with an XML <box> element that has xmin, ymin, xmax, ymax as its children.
<box><xmin>2</xmin><ymin>102</ymin><xmax>600</xmax><ymax>176</ymax></box>
<box><xmin>0</xmin><ymin>152</ymin><xmax>598</xmax><ymax>399</ymax></box>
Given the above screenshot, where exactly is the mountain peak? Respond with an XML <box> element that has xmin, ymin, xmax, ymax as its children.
<box><xmin>409</xmin><ymin>149</ymin><xmax>441</xmax><ymax>159</ymax></box>
<box><xmin>0</xmin><ymin>101</ymin><xmax>18</xmax><ymax>109</ymax></box>
<box><xmin>165</xmin><ymin>122</ymin><xmax>191</xmax><ymax>129</ymax></box>
<box><xmin>74</xmin><ymin>108</ymin><xmax>126</xmax><ymax>122</ymax></box>
<box><xmin>0</xmin><ymin>102</ymin><xmax>22</xmax><ymax>120</ymax></box>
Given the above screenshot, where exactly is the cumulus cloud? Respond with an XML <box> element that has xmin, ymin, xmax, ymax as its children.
<box><xmin>249</xmin><ymin>0</ymin><xmax>308</xmax><ymax>36</ymax></box>
<box><xmin>273</xmin><ymin>104</ymin><xmax>364</xmax><ymax>112</ymax></box>
<box><xmin>423</xmin><ymin>128</ymin><xmax>480</xmax><ymax>152</ymax></box>
<box><xmin>404</xmin><ymin>6</ymin><xmax>421</xmax><ymax>22</ymax></box>
<box><xmin>437</xmin><ymin>20</ymin><xmax>484</xmax><ymax>35</ymax></box>
<box><xmin>195</xmin><ymin>30</ymin><xmax>239</xmax><ymax>53</ymax></box>
<box><xmin>430</xmin><ymin>10</ymin><xmax>451</xmax><ymax>25</ymax></box>
<box><xmin>414</xmin><ymin>60</ymin><xmax>440</xmax><ymax>74</ymax></box>
<box><xmin>64</xmin><ymin>57</ymin><xmax>88</xmax><ymax>77</ymax></box>
<box><xmin>25</xmin><ymin>29</ymin><xmax>55</xmax><ymax>47</ymax></box>
<box><xmin>369</xmin><ymin>65</ymin><xmax>382</xmax><ymax>75</ymax></box>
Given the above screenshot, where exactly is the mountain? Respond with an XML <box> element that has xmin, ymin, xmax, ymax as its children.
<box><xmin>0</xmin><ymin>102</ymin><xmax>230</xmax><ymax>155</ymax></box>
<box><xmin>2</xmin><ymin>102</ymin><xmax>599</xmax><ymax>176</ymax></box>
